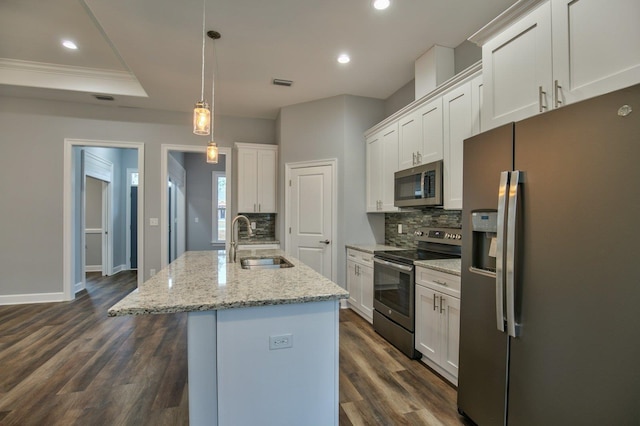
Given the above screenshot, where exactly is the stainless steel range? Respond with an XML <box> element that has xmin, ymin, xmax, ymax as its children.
<box><xmin>373</xmin><ymin>227</ymin><xmax>462</xmax><ymax>359</ymax></box>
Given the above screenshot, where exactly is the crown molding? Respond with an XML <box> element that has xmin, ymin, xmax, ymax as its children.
<box><xmin>0</xmin><ymin>58</ymin><xmax>147</xmax><ymax>97</ymax></box>
<box><xmin>468</xmin><ymin>0</ymin><xmax>546</xmax><ymax>46</ymax></box>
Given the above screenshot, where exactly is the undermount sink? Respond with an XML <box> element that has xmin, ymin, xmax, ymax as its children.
<box><xmin>240</xmin><ymin>256</ymin><xmax>294</xmax><ymax>270</ymax></box>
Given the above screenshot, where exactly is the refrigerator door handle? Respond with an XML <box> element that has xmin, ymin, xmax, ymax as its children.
<box><xmin>496</xmin><ymin>171</ymin><xmax>509</xmax><ymax>332</ymax></box>
<box><xmin>506</xmin><ymin>170</ymin><xmax>522</xmax><ymax>338</ymax></box>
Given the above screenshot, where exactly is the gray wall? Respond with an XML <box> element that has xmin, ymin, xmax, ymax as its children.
<box><xmin>384</xmin><ymin>79</ymin><xmax>415</xmax><ymax>117</ymax></box>
<box><xmin>454</xmin><ymin>40</ymin><xmax>482</xmax><ymax>74</ymax></box>
<box><xmin>0</xmin><ymin>96</ymin><xmax>275</xmax><ymax>298</ymax></box>
<box><xmin>278</xmin><ymin>94</ymin><xmax>385</xmax><ymax>287</ymax></box>
<box><xmin>382</xmin><ymin>40</ymin><xmax>482</xmax><ymax>120</ymax></box>
<box><xmin>184</xmin><ymin>152</ymin><xmax>226</xmax><ymax>251</ymax></box>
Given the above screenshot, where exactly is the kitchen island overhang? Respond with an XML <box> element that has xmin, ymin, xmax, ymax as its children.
<box><xmin>108</xmin><ymin>250</ymin><xmax>349</xmax><ymax>426</ymax></box>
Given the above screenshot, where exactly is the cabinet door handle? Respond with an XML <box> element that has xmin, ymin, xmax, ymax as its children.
<box><xmin>254</xmin><ymin>203</ymin><xmax>257</xmax><ymax>212</ymax></box>
<box><xmin>554</xmin><ymin>80</ymin><xmax>563</xmax><ymax>108</ymax></box>
<box><xmin>538</xmin><ymin>86</ymin><xmax>547</xmax><ymax>112</ymax></box>
<box><xmin>433</xmin><ymin>294</ymin><xmax>437</xmax><ymax>311</ymax></box>
<box><xmin>440</xmin><ymin>295</ymin><xmax>445</xmax><ymax>314</ymax></box>
<box><xmin>258</xmin><ymin>203</ymin><xmax>261</xmax><ymax>212</ymax></box>
<box><xmin>433</xmin><ymin>279</ymin><xmax>448</xmax><ymax>286</ymax></box>
<box><xmin>412</xmin><ymin>152</ymin><xmax>417</xmax><ymax>165</ymax></box>
<box><xmin>417</xmin><ymin>151</ymin><xmax>422</xmax><ymax>164</ymax></box>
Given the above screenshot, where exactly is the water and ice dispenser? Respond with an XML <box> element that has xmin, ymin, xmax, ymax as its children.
<box><xmin>471</xmin><ymin>211</ymin><xmax>498</xmax><ymax>273</ymax></box>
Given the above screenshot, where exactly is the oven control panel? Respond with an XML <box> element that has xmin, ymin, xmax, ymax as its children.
<box><xmin>413</xmin><ymin>227</ymin><xmax>462</xmax><ymax>245</ymax></box>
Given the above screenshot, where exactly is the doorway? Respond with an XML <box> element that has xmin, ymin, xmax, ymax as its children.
<box><xmin>63</xmin><ymin>139</ymin><xmax>145</xmax><ymax>301</ymax></box>
<box><xmin>126</xmin><ymin>168</ymin><xmax>139</xmax><ymax>270</ymax></box>
<box><xmin>84</xmin><ymin>175</ymin><xmax>110</xmax><ymax>276</ymax></box>
<box><xmin>167</xmin><ymin>152</ymin><xmax>186</xmax><ymax>264</ymax></box>
<box><xmin>285</xmin><ymin>159</ymin><xmax>337</xmax><ymax>282</ymax></box>
<box><xmin>160</xmin><ymin>144</ymin><xmax>232</xmax><ymax>268</ymax></box>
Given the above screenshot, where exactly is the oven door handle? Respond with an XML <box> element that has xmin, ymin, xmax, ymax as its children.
<box><xmin>373</xmin><ymin>258</ymin><xmax>414</xmax><ymax>272</ymax></box>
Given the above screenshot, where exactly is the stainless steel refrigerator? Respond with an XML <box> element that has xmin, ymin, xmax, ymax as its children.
<box><xmin>457</xmin><ymin>83</ymin><xmax>640</xmax><ymax>425</ymax></box>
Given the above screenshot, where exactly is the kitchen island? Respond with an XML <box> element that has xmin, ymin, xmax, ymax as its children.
<box><xmin>108</xmin><ymin>249</ymin><xmax>348</xmax><ymax>426</ymax></box>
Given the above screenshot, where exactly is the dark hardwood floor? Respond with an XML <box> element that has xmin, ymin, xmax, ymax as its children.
<box><xmin>0</xmin><ymin>272</ymin><xmax>469</xmax><ymax>425</ymax></box>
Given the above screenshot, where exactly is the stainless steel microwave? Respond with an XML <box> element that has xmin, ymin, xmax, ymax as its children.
<box><xmin>394</xmin><ymin>160</ymin><xmax>443</xmax><ymax>207</ymax></box>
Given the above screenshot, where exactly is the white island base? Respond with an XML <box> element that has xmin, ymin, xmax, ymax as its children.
<box><xmin>187</xmin><ymin>300</ymin><xmax>340</xmax><ymax>426</ymax></box>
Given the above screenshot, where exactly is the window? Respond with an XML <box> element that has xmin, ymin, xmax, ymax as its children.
<box><xmin>212</xmin><ymin>172</ymin><xmax>226</xmax><ymax>243</ymax></box>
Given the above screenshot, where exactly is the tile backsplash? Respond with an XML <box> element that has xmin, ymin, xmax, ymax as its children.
<box><xmin>385</xmin><ymin>208</ymin><xmax>461</xmax><ymax>249</ymax></box>
<box><xmin>238</xmin><ymin>213</ymin><xmax>277</xmax><ymax>242</ymax></box>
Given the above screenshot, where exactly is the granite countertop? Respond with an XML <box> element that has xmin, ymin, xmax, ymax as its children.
<box><xmin>345</xmin><ymin>244</ymin><xmax>404</xmax><ymax>254</ymax></box>
<box><xmin>414</xmin><ymin>258</ymin><xmax>461</xmax><ymax>276</ymax></box>
<box><xmin>108</xmin><ymin>249</ymin><xmax>349</xmax><ymax>316</ymax></box>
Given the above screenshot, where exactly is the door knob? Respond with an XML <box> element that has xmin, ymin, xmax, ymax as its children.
<box><xmin>319</xmin><ymin>239</ymin><xmax>330</xmax><ymax>244</ymax></box>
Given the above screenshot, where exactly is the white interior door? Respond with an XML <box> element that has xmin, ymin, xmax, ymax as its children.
<box><xmin>288</xmin><ymin>164</ymin><xmax>333</xmax><ymax>279</ymax></box>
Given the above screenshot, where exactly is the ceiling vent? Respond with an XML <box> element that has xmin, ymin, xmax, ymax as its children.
<box><xmin>93</xmin><ymin>94</ymin><xmax>115</xmax><ymax>101</ymax></box>
<box><xmin>273</xmin><ymin>79</ymin><xmax>293</xmax><ymax>87</ymax></box>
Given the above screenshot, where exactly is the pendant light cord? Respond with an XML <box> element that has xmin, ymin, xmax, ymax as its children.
<box><xmin>210</xmin><ymin>36</ymin><xmax>216</xmax><ymax>141</ymax></box>
<box><xmin>200</xmin><ymin>0</ymin><xmax>206</xmax><ymax>102</ymax></box>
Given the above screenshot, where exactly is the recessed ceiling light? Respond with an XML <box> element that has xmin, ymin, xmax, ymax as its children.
<box><xmin>373</xmin><ymin>0</ymin><xmax>391</xmax><ymax>10</ymax></box>
<box><xmin>337</xmin><ymin>54</ymin><xmax>351</xmax><ymax>64</ymax></box>
<box><xmin>62</xmin><ymin>40</ymin><xmax>78</xmax><ymax>50</ymax></box>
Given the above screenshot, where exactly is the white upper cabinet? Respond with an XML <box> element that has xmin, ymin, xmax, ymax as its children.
<box><xmin>474</xmin><ymin>0</ymin><xmax>640</xmax><ymax>131</ymax></box>
<box><xmin>398</xmin><ymin>111</ymin><xmax>422</xmax><ymax>170</ymax></box>
<box><xmin>365</xmin><ymin>65</ymin><xmax>480</xmax><ymax>212</ymax></box>
<box><xmin>480</xmin><ymin>2</ymin><xmax>552</xmax><ymax>130</ymax></box>
<box><xmin>366</xmin><ymin>122</ymin><xmax>399</xmax><ymax>213</ymax></box>
<box><xmin>418</xmin><ymin>98</ymin><xmax>444</xmax><ymax>165</ymax></box>
<box><xmin>235</xmin><ymin>143</ymin><xmax>278</xmax><ymax>213</ymax></box>
<box><xmin>443</xmin><ymin>81</ymin><xmax>473</xmax><ymax>211</ymax></box>
<box><xmin>551</xmin><ymin>0</ymin><xmax>640</xmax><ymax>107</ymax></box>
<box><xmin>398</xmin><ymin>98</ymin><xmax>444</xmax><ymax>170</ymax></box>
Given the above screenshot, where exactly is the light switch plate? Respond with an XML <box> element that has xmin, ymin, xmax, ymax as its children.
<box><xmin>150</xmin><ymin>218</ymin><xmax>159</xmax><ymax>226</ymax></box>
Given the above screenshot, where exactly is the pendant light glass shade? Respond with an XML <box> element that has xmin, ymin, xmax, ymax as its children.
<box><xmin>206</xmin><ymin>141</ymin><xmax>219</xmax><ymax>163</ymax></box>
<box><xmin>193</xmin><ymin>101</ymin><xmax>210</xmax><ymax>135</ymax></box>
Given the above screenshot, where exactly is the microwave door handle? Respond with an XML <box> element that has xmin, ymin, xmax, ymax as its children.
<box><xmin>420</xmin><ymin>172</ymin><xmax>425</xmax><ymax>199</ymax></box>
<box><xmin>496</xmin><ymin>171</ymin><xmax>509</xmax><ymax>333</ymax></box>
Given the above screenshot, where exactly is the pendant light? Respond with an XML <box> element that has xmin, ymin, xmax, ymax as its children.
<box><xmin>206</xmin><ymin>30</ymin><xmax>221</xmax><ymax>164</ymax></box>
<box><xmin>193</xmin><ymin>0</ymin><xmax>210</xmax><ymax>135</ymax></box>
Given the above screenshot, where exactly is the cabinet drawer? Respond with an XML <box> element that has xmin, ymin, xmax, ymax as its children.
<box><xmin>415</xmin><ymin>267</ymin><xmax>460</xmax><ymax>298</ymax></box>
<box><xmin>346</xmin><ymin>249</ymin><xmax>374</xmax><ymax>267</ymax></box>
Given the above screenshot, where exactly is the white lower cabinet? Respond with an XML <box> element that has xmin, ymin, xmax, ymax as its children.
<box><xmin>346</xmin><ymin>248</ymin><xmax>374</xmax><ymax>323</ymax></box>
<box><xmin>415</xmin><ymin>267</ymin><xmax>460</xmax><ymax>385</ymax></box>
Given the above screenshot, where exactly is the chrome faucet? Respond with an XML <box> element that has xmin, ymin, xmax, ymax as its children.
<box><xmin>229</xmin><ymin>215</ymin><xmax>253</xmax><ymax>263</ymax></box>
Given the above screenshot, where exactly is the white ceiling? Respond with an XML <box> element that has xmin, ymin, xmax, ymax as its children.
<box><xmin>0</xmin><ymin>0</ymin><xmax>517</xmax><ymax>119</ymax></box>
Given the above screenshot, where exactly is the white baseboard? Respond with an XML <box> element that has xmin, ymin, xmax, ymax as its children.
<box><xmin>0</xmin><ymin>292</ymin><xmax>67</xmax><ymax>306</ymax></box>
<box><xmin>74</xmin><ymin>281</ymin><xmax>85</xmax><ymax>294</ymax></box>
<box><xmin>112</xmin><ymin>264</ymin><xmax>126</xmax><ymax>274</ymax></box>
<box><xmin>86</xmin><ymin>265</ymin><xmax>102</xmax><ymax>272</ymax></box>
